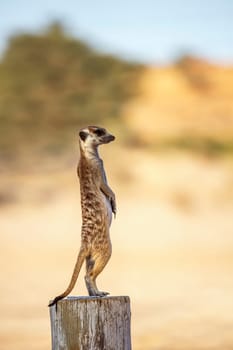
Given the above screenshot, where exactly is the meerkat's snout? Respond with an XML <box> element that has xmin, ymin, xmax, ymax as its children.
<box><xmin>96</xmin><ymin>130</ymin><xmax>115</xmax><ymax>145</ymax></box>
<box><xmin>102</xmin><ymin>133</ymin><xmax>115</xmax><ymax>143</ymax></box>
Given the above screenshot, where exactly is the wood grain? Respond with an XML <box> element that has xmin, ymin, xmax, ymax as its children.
<box><xmin>49</xmin><ymin>296</ymin><xmax>131</xmax><ymax>350</ymax></box>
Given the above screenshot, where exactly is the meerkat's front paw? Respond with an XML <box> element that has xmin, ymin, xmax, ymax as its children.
<box><xmin>109</xmin><ymin>193</ymin><xmax>117</xmax><ymax>216</ymax></box>
<box><xmin>110</xmin><ymin>195</ymin><xmax>117</xmax><ymax>217</ymax></box>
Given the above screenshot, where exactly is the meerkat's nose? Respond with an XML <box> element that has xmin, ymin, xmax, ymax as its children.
<box><xmin>109</xmin><ymin>134</ymin><xmax>115</xmax><ymax>141</ymax></box>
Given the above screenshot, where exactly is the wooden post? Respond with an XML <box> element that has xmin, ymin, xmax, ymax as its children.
<box><xmin>49</xmin><ymin>296</ymin><xmax>132</xmax><ymax>350</ymax></box>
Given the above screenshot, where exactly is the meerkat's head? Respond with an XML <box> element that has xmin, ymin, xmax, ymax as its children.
<box><xmin>79</xmin><ymin>126</ymin><xmax>115</xmax><ymax>152</ymax></box>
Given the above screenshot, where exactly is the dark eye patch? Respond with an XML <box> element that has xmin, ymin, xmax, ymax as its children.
<box><xmin>95</xmin><ymin>128</ymin><xmax>106</xmax><ymax>137</ymax></box>
<box><xmin>79</xmin><ymin>131</ymin><xmax>88</xmax><ymax>141</ymax></box>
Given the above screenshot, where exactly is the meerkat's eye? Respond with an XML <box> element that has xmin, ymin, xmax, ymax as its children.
<box><xmin>95</xmin><ymin>128</ymin><xmax>106</xmax><ymax>137</ymax></box>
<box><xmin>79</xmin><ymin>131</ymin><xmax>88</xmax><ymax>141</ymax></box>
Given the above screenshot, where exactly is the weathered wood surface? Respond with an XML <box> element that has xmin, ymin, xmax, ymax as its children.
<box><xmin>49</xmin><ymin>296</ymin><xmax>131</xmax><ymax>350</ymax></box>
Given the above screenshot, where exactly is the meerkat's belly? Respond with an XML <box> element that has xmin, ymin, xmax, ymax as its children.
<box><xmin>101</xmin><ymin>192</ymin><xmax>112</xmax><ymax>226</ymax></box>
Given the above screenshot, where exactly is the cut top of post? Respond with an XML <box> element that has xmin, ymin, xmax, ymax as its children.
<box><xmin>49</xmin><ymin>296</ymin><xmax>132</xmax><ymax>350</ymax></box>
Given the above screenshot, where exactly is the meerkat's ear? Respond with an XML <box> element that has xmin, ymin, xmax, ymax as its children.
<box><xmin>79</xmin><ymin>131</ymin><xmax>88</xmax><ymax>141</ymax></box>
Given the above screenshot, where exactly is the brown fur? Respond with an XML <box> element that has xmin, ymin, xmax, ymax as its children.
<box><xmin>49</xmin><ymin>126</ymin><xmax>116</xmax><ymax>307</ymax></box>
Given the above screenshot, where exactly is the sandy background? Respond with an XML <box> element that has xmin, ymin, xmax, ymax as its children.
<box><xmin>1</xmin><ymin>145</ymin><xmax>233</xmax><ymax>350</ymax></box>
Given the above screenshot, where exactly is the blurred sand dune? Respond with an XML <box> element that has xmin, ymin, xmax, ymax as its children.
<box><xmin>123</xmin><ymin>61</ymin><xmax>233</xmax><ymax>144</ymax></box>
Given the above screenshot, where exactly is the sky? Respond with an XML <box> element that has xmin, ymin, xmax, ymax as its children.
<box><xmin>0</xmin><ymin>0</ymin><xmax>233</xmax><ymax>64</ymax></box>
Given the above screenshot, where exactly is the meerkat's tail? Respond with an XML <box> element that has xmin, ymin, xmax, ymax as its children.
<box><xmin>48</xmin><ymin>249</ymin><xmax>86</xmax><ymax>307</ymax></box>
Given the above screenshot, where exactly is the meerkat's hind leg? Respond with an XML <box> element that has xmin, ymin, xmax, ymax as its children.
<box><xmin>84</xmin><ymin>275</ymin><xmax>109</xmax><ymax>297</ymax></box>
<box><xmin>85</xmin><ymin>255</ymin><xmax>99</xmax><ymax>296</ymax></box>
<box><xmin>85</xmin><ymin>252</ymin><xmax>110</xmax><ymax>297</ymax></box>
<box><xmin>92</xmin><ymin>276</ymin><xmax>109</xmax><ymax>297</ymax></box>
<box><xmin>85</xmin><ymin>275</ymin><xmax>109</xmax><ymax>297</ymax></box>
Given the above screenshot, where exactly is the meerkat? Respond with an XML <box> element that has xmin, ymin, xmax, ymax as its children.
<box><xmin>49</xmin><ymin>126</ymin><xmax>116</xmax><ymax>307</ymax></box>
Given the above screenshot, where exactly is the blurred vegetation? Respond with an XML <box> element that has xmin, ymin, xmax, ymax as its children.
<box><xmin>0</xmin><ymin>22</ymin><xmax>143</xmax><ymax>166</ymax></box>
<box><xmin>0</xmin><ymin>22</ymin><xmax>232</xmax><ymax>171</ymax></box>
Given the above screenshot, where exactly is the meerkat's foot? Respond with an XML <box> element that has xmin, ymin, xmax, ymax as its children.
<box><xmin>87</xmin><ymin>290</ymin><xmax>109</xmax><ymax>297</ymax></box>
<box><xmin>95</xmin><ymin>291</ymin><xmax>109</xmax><ymax>297</ymax></box>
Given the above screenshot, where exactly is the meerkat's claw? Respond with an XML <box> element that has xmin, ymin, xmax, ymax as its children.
<box><xmin>94</xmin><ymin>291</ymin><xmax>109</xmax><ymax>297</ymax></box>
<box><xmin>110</xmin><ymin>197</ymin><xmax>117</xmax><ymax>216</ymax></box>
